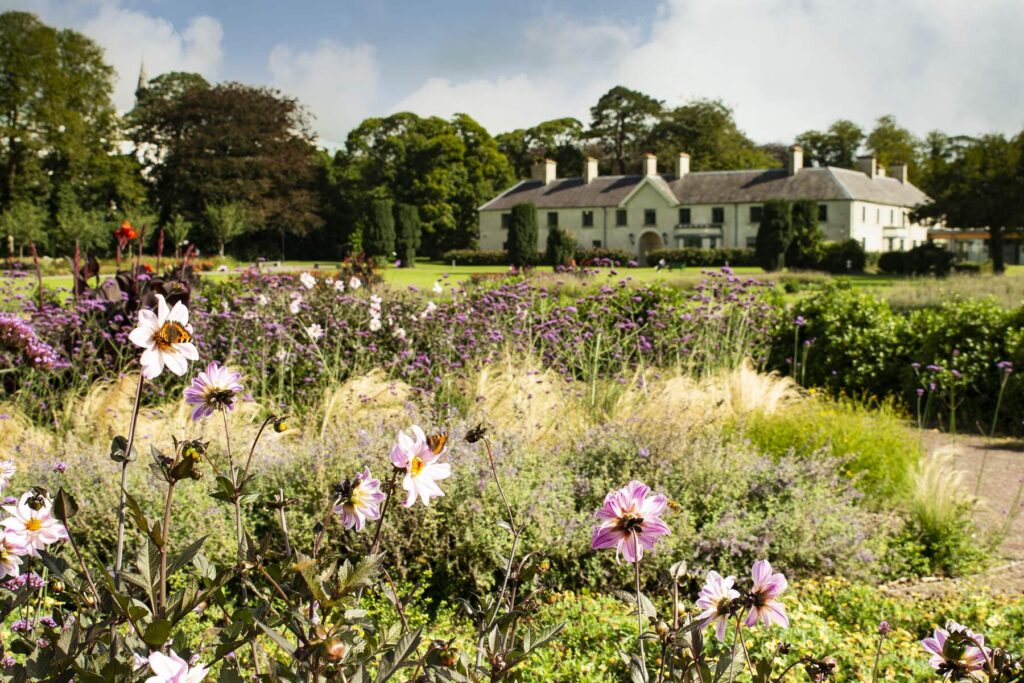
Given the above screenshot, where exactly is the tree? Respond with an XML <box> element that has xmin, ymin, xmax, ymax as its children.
<box><xmin>588</xmin><ymin>86</ymin><xmax>663</xmax><ymax>174</ymax></box>
<box><xmin>0</xmin><ymin>200</ymin><xmax>48</xmax><ymax>256</ymax></box>
<box><xmin>338</xmin><ymin>112</ymin><xmax>513</xmax><ymax>257</ymax></box>
<box><xmin>796</xmin><ymin>120</ymin><xmax>864</xmax><ymax>168</ymax></box>
<box><xmin>545</xmin><ymin>226</ymin><xmax>576</xmax><ymax>269</ymax></box>
<box><xmin>204</xmin><ymin>202</ymin><xmax>249</xmax><ymax>257</ymax></box>
<box><xmin>164</xmin><ymin>214</ymin><xmax>192</xmax><ymax>258</ymax></box>
<box><xmin>645</xmin><ymin>99</ymin><xmax>778</xmax><ymax>171</ymax></box>
<box><xmin>51</xmin><ymin>184</ymin><xmax>108</xmax><ymax>255</ymax></box>
<box><xmin>786</xmin><ymin>199</ymin><xmax>823</xmax><ymax>269</ymax></box>
<box><xmin>497</xmin><ymin>118</ymin><xmax>586</xmax><ymax>179</ymax></box>
<box><xmin>866</xmin><ymin>115</ymin><xmax>919</xmax><ymax>177</ymax></box>
<box><xmin>755</xmin><ymin>200</ymin><xmax>793</xmax><ymax>271</ymax></box>
<box><xmin>507</xmin><ymin>203</ymin><xmax>537</xmax><ymax>267</ymax></box>
<box><xmin>0</xmin><ymin>11</ymin><xmax>120</xmax><ymax>249</ymax></box>
<box><xmin>913</xmin><ymin>133</ymin><xmax>1024</xmax><ymax>273</ymax></box>
<box><xmin>363</xmin><ymin>199</ymin><xmax>395</xmax><ymax>259</ymax></box>
<box><xmin>130</xmin><ymin>82</ymin><xmax>322</xmax><ymax>257</ymax></box>
<box><xmin>394</xmin><ymin>203</ymin><xmax>421</xmax><ymax>268</ymax></box>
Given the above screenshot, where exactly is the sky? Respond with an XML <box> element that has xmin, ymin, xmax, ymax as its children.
<box><xmin>5</xmin><ymin>0</ymin><xmax>1024</xmax><ymax>150</ymax></box>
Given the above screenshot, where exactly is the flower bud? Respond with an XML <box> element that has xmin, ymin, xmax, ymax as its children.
<box><xmin>655</xmin><ymin>621</ymin><xmax>670</xmax><ymax>638</ymax></box>
<box><xmin>322</xmin><ymin>638</ymin><xmax>346</xmax><ymax>662</ymax></box>
<box><xmin>273</xmin><ymin>417</ymin><xmax>289</xmax><ymax>433</ymax></box>
<box><xmin>465</xmin><ymin>424</ymin><xmax>487</xmax><ymax>443</ymax></box>
<box><xmin>438</xmin><ymin>647</ymin><xmax>458</xmax><ymax>667</ymax></box>
<box><xmin>48</xmin><ymin>578</ymin><xmax>65</xmax><ymax>594</ymax></box>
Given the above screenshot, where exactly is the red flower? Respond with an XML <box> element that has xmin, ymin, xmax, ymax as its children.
<box><xmin>115</xmin><ymin>221</ymin><xmax>138</xmax><ymax>241</ymax></box>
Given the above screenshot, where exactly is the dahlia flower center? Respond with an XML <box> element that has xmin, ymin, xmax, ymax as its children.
<box><xmin>349</xmin><ymin>484</ymin><xmax>367</xmax><ymax>508</ymax></box>
<box><xmin>410</xmin><ymin>456</ymin><xmax>425</xmax><ymax>477</ymax></box>
<box><xmin>25</xmin><ymin>517</ymin><xmax>42</xmax><ymax>532</ymax></box>
<box><xmin>619</xmin><ymin>514</ymin><xmax>644</xmax><ymax>534</ymax></box>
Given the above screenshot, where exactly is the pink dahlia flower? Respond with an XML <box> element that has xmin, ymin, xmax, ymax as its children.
<box><xmin>0</xmin><ymin>530</ymin><xmax>27</xmax><ymax>580</ymax></box>
<box><xmin>390</xmin><ymin>425</ymin><xmax>451</xmax><ymax>507</ymax></box>
<box><xmin>590</xmin><ymin>480</ymin><xmax>670</xmax><ymax>563</ymax></box>
<box><xmin>744</xmin><ymin>559</ymin><xmax>788</xmax><ymax>629</ymax></box>
<box><xmin>1</xmin><ymin>492</ymin><xmax>69</xmax><ymax>557</ymax></box>
<box><xmin>921</xmin><ymin>622</ymin><xmax>989</xmax><ymax>678</ymax></box>
<box><xmin>333</xmin><ymin>468</ymin><xmax>386</xmax><ymax>531</ymax></box>
<box><xmin>183</xmin><ymin>362</ymin><xmax>244</xmax><ymax>421</ymax></box>
<box><xmin>145</xmin><ymin>649</ymin><xmax>209</xmax><ymax>682</ymax></box>
<box><xmin>696</xmin><ymin>570</ymin><xmax>740</xmax><ymax>641</ymax></box>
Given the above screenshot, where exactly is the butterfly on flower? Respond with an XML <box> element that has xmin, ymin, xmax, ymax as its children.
<box><xmin>154</xmin><ymin>320</ymin><xmax>193</xmax><ymax>348</ymax></box>
<box><xmin>426</xmin><ymin>431</ymin><xmax>448</xmax><ymax>455</ymax></box>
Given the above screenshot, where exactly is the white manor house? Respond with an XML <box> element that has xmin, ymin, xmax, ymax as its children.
<box><xmin>477</xmin><ymin>146</ymin><xmax>930</xmax><ymax>259</ymax></box>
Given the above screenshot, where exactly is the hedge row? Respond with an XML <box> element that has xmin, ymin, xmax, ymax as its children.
<box><xmin>645</xmin><ymin>248</ymin><xmax>758</xmax><ymax>267</ymax></box>
<box><xmin>442</xmin><ymin>247</ymin><xmax>638</xmax><ymax>267</ymax></box>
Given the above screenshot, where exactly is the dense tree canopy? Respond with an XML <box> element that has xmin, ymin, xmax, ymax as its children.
<box><xmin>588</xmin><ymin>86</ymin><xmax>663</xmax><ymax>174</ymax></box>
<box><xmin>866</xmin><ymin>115</ymin><xmax>919</xmax><ymax>178</ymax></box>
<box><xmin>496</xmin><ymin>118</ymin><xmax>587</xmax><ymax>179</ymax></box>
<box><xmin>796</xmin><ymin>120</ymin><xmax>865</xmax><ymax>169</ymax></box>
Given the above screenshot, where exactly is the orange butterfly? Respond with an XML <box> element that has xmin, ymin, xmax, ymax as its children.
<box><xmin>426</xmin><ymin>431</ymin><xmax>448</xmax><ymax>455</ymax></box>
<box><xmin>155</xmin><ymin>320</ymin><xmax>193</xmax><ymax>346</ymax></box>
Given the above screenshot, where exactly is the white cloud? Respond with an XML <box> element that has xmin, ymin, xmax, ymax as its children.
<box><xmin>78</xmin><ymin>4</ymin><xmax>224</xmax><ymax>112</ymax></box>
<box><xmin>268</xmin><ymin>40</ymin><xmax>379</xmax><ymax>144</ymax></box>
<box><xmin>393</xmin><ymin>0</ymin><xmax>1024</xmax><ymax>142</ymax></box>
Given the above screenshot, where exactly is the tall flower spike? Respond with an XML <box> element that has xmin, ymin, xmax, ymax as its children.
<box><xmin>128</xmin><ymin>294</ymin><xmax>199</xmax><ymax>379</ymax></box>
<box><xmin>390</xmin><ymin>425</ymin><xmax>451</xmax><ymax>507</ymax></box>
<box><xmin>183</xmin><ymin>362</ymin><xmax>244</xmax><ymax>421</ymax></box>
<box><xmin>590</xmin><ymin>480</ymin><xmax>670</xmax><ymax>563</ymax></box>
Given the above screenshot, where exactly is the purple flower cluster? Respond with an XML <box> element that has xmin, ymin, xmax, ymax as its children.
<box><xmin>0</xmin><ymin>314</ymin><xmax>65</xmax><ymax>370</ymax></box>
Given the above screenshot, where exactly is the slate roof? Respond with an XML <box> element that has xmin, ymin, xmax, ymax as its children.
<box><xmin>479</xmin><ymin>167</ymin><xmax>929</xmax><ymax>211</ymax></box>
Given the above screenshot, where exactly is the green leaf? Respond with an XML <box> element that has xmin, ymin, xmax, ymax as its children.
<box><xmin>255</xmin><ymin>620</ymin><xmax>296</xmax><ymax>656</ymax></box>
<box><xmin>168</xmin><ymin>536</ymin><xmax>207</xmax><ymax>577</ymax></box>
<box><xmin>141</xmin><ymin>618</ymin><xmax>172</xmax><ymax>648</ymax></box>
<box><xmin>110</xmin><ymin>435</ymin><xmax>129</xmax><ymax>462</ymax></box>
<box><xmin>53</xmin><ymin>488</ymin><xmax>79</xmax><ymax>522</ymax></box>
<box><xmin>374</xmin><ymin>627</ymin><xmax>422</xmax><ymax>683</ymax></box>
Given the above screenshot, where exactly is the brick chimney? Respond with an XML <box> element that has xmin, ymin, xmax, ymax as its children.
<box><xmin>531</xmin><ymin>159</ymin><xmax>557</xmax><ymax>185</ymax></box>
<box><xmin>642</xmin><ymin>153</ymin><xmax>657</xmax><ymax>177</ymax></box>
<box><xmin>787</xmin><ymin>145</ymin><xmax>803</xmax><ymax>175</ymax></box>
<box><xmin>584</xmin><ymin>157</ymin><xmax>599</xmax><ymax>183</ymax></box>
<box><xmin>677</xmin><ymin>152</ymin><xmax>690</xmax><ymax>178</ymax></box>
<box><xmin>857</xmin><ymin>155</ymin><xmax>877</xmax><ymax>179</ymax></box>
<box><xmin>890</xmin><ymin>162</ymin><xmax>908</xmax><ymax>183</ymax></box>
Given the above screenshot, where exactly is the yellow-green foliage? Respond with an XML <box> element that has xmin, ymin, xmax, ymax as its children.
<box><xmin>736</xmin><ymin>396</ymin><xmax>920</xmax><ymax>501</ymax></box>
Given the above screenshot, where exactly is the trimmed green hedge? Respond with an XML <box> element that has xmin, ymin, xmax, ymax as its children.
<box><xmin>645</xmin><ymin>247</ymin><xmax>757</xmax><ymax>267</ymax></box>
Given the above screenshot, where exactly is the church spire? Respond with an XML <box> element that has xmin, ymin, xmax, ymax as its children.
<box><xmin>136</xmin><ymin>59</ymin><xmax>148</xmax><ymax>94</ymax></box>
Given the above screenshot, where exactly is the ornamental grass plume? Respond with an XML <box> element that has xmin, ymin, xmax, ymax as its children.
<box><xmin>590</xmin><ymin>480</ymin><xmax>670</xmax><ymax>563</ymax></box>
<box><xmin>183</xmin><ymin>361</ymin><xmax>243</xmax><ymax>421</ymax></box>
<box><xmin>390</xmin><ymin>425</ymin><xmax>451</xmax><ymax>507</ymax></box>
<box><xmin>333</xmin><ymin>467</ymin><xmax>386</xmax><ymax>531</ymax></box>
<box><xmin>128</xmin><ymin>294</ymin><xmax>198</xmax><ymax>379</ymax></box>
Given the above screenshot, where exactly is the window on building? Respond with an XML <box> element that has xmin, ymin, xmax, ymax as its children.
<box><xmin>712</xmin><ymin>207</ymin><xmax>725</xmax><ymax>224</ymax></box>
<box><xmin>616</xmin><ymin>209</ymin><xmax>628</xmax><ymax>226</ymax></box>
<box><xmin>746</xmin><ymin>237</ymin><xmax>757</xmax><ymax>248</ymax></box>
<box><xmin>862</xmin><ymin>206</ymin><xmax>866</xmax><ymax>222</ymax></box>
<box><xmin>899</xmin><ymin>238</ymin><xmax>905</xmax><ymax>250</ymax></box>
<box><xmin>683</xmin><ymin>237</ymin><xmax>702</xmax><ymax>248</ymax></box>
<box><xmin>500</xmin><ymin>213</ymin><xmax>511</xmax><ymax>230</ymax></box>
<box><xmin>547</xmin><ymin>212</ymin><xmax>558</xmax><ymax>228</ymax></box>
<box><xmin>818</xmin><ymin>204</ymin><xmax>828</xmax><ymax>222</ymax></box>
<box><xmin>749</xmin><ymin>206</ymin><xmax>763</xmax><ymax>223</ymax></box>
<box><xmin>707</xmin><ymin>237</ymin><xmax>718</xmax><ymax>248</ymax></box>
<box><xmin>502</xmin><ymin>241</ymin><xmax>508</xmax><ymax>250</ymax></box>
<box><xmin>592</xmin><ymin>240</ymin><xmax>602</xmax><ymax>248</ymax></box>
<box><xmin>582</xmin><ymin>210</ymin><xmax>594</xmax><ymax>227</ymax></box>
<box><xmin>644</xmin><ymin>209</ymin><xmax>656</xmax><ymax>226</ymax></box>
<box><xmin>678</xmin><ymin>208</ymin><xmax>691</xmax><ymax>225</ymax></box>
<box><xmin>890</xmin><ymin>209</ymin><xmax>895</xmax><ymax>224</ymax></box>
<box><xmin>876</xmin><ymin>208</ymin><xmax>880</xmax><ymax>223</ymax></box>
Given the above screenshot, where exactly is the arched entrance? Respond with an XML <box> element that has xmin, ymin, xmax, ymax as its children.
<box><xmin>637</xmin><ymin>230</ymin><xmax>663</xmax><ymax>259</ymax></box>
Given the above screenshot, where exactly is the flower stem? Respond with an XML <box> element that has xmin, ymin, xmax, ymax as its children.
<box><xmin>369</xmin><ymin>469</ymin><xmax>400</xmax><ymax>557</ymax></box>
<box><xmin>158</xmin><ymin>480</ymin><xmax>175</xmax><ymax>614</ymax></box>
<box><xmin>977</xmin><ymin>372</ymin><xmax>1009</xmax><ymax>495</ymax></box>
<box><xmin>634</xmin><ymin>533</ymin><xmax>648</xmax><ymax>680</ymax></box>
<box><xmin>736</xmin><ymin>618</ymin><xmax>755</xmax><ymax>678</ymax></box>
<box><xmin>870</xmin><ymin>634</ymin><xmax>885</xmax><ymax>683</ymax></box>
<box><xmin>114</xmin><ymin>373</ymin><xmax>145</xmax><ymax>587</ymax></box>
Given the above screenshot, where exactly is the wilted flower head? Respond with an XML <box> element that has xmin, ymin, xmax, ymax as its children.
<box><xmin>744</xmin><ymin>559</ymin><xmax>788</xmax><ymax>629</ymax></box>
<box><xmin>591</xmin><ymin>480</ymin><xmax>670</xmax><ymax>563</ymax></box>
<box><xmin>696</xmin><ymin>570</ymin><xmax>740</xmax><ymax>641</ymax></box>
<box><xmin>1</xmin><ymin>492</ymin><xmax>69</xmax><ymax>557</ymax></box>
<box><xmin>333</xmin><ymin>468</ymin><xmax>386</xmax><ymax>532</ymax></box>
<box><xmin>128</xmin><ymin>295</ymin><xmax>199</xmax><ymax>379</ymax></box>
<box><xmin>922</xmin><ymin>621</ymin><xmax>990</xmax><ymax>680</ymax></box>
<box><xmin>390</xmin><ymin>425</ymin><xmax>452</xmax><ymax>507</ymax></box>
<box><xmin>145</xmin><ymin>649</ymin><xmax>209</xmax><ymax>682</ymax></box>
<box><xmin>183</xmin><ymin>362</ymin><xmax>243</xmax><ymax>421</ymax></box>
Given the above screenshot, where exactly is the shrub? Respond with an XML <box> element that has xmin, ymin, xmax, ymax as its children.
<box><xmin>545</xmin><ymin>226</ymin><xmax>576</xmax><ymax>267</ymax></box>
<box><xmin>394</xmin><ymin>203</ymin><xmax>421</xmax><ymax>268</ymax></box>
<box><xmin>363</xmin><ymin>198</ymin><xmax>396</xmax><ymax>258</ymax></box>
<box><xmin>574</xmin><ymin>247</ymin><xmax>633</xmax><ymax>265</ymax></box>
<box><xmin>644</xmin><ymin>247</ymin><xmax>757</xmax><ymax>267</ymax></box>
<box><xmin>786</xmin><ymin>199</ymin><xmax>824</xmax><ymax>269</ymax></box>
<box><xmin>755</xmin><ymin>199</ymin><xmax>793</xmax><ymax>271</ymax></box>
<box><xmin>508</xmin><ymin>202</ymin><xmax>538</xmax><ymax>267</ymax></box>
<box><xmin>441</xmin><ymin>249</ymin><xmax>511</xmax><ymax>265</ymax></box>
<box><xmin>818</xmin><ymin>239</ymin><xmax>866</xmax><ymax>273</ymax></box>
<box><xmin>878</xmin><ymin>243</ymin><xmax>955</xmax><ymax>276</ymax></box>
<box><xmin>878</xmin><ymin>250</ymin><xmax>908</xmax><ymax>274</ymax></box>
